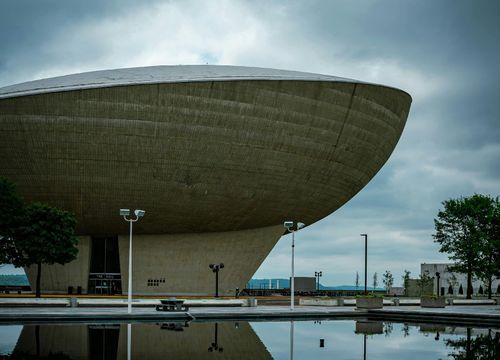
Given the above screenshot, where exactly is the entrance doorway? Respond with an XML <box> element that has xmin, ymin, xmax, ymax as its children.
<box><xmin>88</xmin><ymin>237</ymin><xmax>122</xmax><ymax>295</ymax></box>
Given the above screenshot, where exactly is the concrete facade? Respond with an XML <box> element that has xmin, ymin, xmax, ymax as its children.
<box><xmin>118</xmin><ymin>225</ymin><xmax>284</xmax><ymax>295</ymax></box>
<box><xmin>24</xmin><ymin>236</ymin><xmax>90</xmax><ymax>294</ymax></box>
<box><xmin>0</xmin><ymin>65</ymin><xmax>412</xmax><ymax>295</ymax></box>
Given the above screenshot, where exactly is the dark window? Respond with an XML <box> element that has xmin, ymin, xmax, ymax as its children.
<box><xmin>90</xmin><ymin>237</ymin><xmax>120</xmax><ymax>274</ymax></box>
<box><xmin>105</xmin><ymin>237</ymin><xmax>120</xmax><ymax>274</ymax></box>
<box><xmin>90</xmin><ymin>237</ymin><xmax>106</xmax><ymax>273</ymax></box>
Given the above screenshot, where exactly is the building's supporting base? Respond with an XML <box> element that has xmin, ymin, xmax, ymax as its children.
<box><xmin>24</xmin><ymin>225</ymin><xmax>284</xmax><ymax>296</ymax></box>
<box><xmin>24</xmin><ymin>236</ymin><xmax>90</xmax><ymax>294</ymax></box>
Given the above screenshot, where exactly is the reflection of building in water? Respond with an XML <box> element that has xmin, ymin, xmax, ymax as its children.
<box><xmin>13</xmin><ymin>322</ymin><xmax>272</xmax><ymax>360</ymax></box>
<box><xmin>419</xmin><ymin>325</ymin><xmax>499</xmax><ymax>337</ymax></box>
<box><xmin>354</xmin><ymin>321</ymin><xmax>384</xmax><ymax>360</ymax></box>
<box><xmin>355</xmin><ymin>321</ymin><xmax>384</xmax><ymax>335</ymax></box>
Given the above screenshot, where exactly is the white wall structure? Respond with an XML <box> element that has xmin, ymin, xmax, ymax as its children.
<box><xmin>421</xmin><ymin>263</ymin><xmax>500</xmax><ymax>296</ymax></box>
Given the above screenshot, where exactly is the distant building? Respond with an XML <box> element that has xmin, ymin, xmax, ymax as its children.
<box><xmin>291</xmin><ymin>277</ymin><xmax>316</xmax><ymax>292</ymax></box>
<box><xmin>0</xmin><ymin>274</ymin><xmax>31</xmax><ymax>293</ymax></box>
<box><xmin>246</xmin><ymin>278</ymin><xmax>289</xmax><ymax>290</ymax></box>
<box><xmin>421</xmin><ymin>263</ymin><xmax>500</xmax><ymax>296</ymax></box>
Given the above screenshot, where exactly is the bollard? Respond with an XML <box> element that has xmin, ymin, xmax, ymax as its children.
<box><xmin>393</xmin><ymin>298</ymin><xmax>400</xmax><ymax>306</ymax></box>
<box><xmin>447</xmin><ymin>298</ymin><xmax>454</xmax><ymax>306</ymax></box>
<box><xmin>70</xmin><ymin>298</ymin><xmax>78</xmax><ymax>308</ymax></box>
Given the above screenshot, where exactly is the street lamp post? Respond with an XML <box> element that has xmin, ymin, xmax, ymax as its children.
<box><xmin>209</xmin><ymin>263</ymin><xmax>224</xmax><ymax>297</ymax></box>
<box><xmin>120</xmin><ymin>209</ymin><xmax>145</xmax><ymax>314</ymax></box>
<box><xmin>315</xmin><ymin>271</ymin><xmax>323</xmax><ymax>291</ymax></box>
<box><xmin>360</xmin><ymin>234</ymin><xmax>368</xmax><ymax>295</ymax></box>
<box><xmin>284</xmin><ymin>221</ymin><xmax>305</xmax><ymax>310</ymax></box>
<box><xmin>435</xmin><ymin>272</ymin><xmax>441</xmax><ymax>297</ymax></box>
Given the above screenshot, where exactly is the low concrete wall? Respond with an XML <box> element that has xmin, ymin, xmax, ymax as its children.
<box><xmin>356</xmin><ymin>297</ymin><xmax>383</xmax><ymax>309</ymax></box>
<box><xmin>299</xmin><ymin>298</ymin><xmax>341</xmax><ymax>306</ymax></box>
<box><xmin>421</xmin><ymin>297</ymin><xmax>446</xmax><ymax>308</ymax></box>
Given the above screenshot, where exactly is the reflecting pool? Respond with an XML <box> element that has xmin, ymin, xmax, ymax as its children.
<box><xmin>0</xmin><ymin>320</ymin><xmax>498</xmax><ymax>359</ymax></box>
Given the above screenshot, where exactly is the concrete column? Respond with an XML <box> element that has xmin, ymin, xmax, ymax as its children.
<box><xmin>118</xmin><ymin>225</ymin><xmax>284</xmax><ymax>296</ymax></box>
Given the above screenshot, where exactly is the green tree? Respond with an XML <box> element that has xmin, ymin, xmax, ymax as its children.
<box><xmin>402</xmin><ymin>269</ymin><xmax>411</xmax><ymax>295</ymax></box>
<box><xmin>0</xmin><ymin>177</ymin><xmax>25</xmax><ymax>264</ymax></box>
<box><xmin>417</xmin><ymin>271</ymin><xmax>434</xmax><ymax>296</ymax></box>
<box><xmin>13</xmin><ymin>203</ymin><xmax>78</xmax><ymax>297</ymax></box>
<box><xmin>476</xmin><ymin>197</ymin><xmax>500</xmax><ymax>299</ymax></box>
<box><xmin>382</xmin><ymin>270</ymin><xmax>394</xmax><ymax>294</ymax></box>
<box><xmin>433</xmin><ymin>194</ymin><xmax>495</xmax><ymax>299</ymax></box>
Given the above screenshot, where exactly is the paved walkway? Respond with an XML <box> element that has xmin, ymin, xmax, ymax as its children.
<box><xmin>0</xmin><ymin>305</ymin><xmax>498</xmax><ymax>327</ymax></box>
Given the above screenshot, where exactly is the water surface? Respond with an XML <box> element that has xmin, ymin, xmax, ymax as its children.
<box><xmin>0</xmin><ymin>320</ymin><xmax>497</xmax><ymax>359</ymax></box>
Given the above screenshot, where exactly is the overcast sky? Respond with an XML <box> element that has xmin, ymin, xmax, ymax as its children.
<box><xmin>1</xmin><ymin>0</ymin><xmax>499</xmax><ymax>286</ymax></box>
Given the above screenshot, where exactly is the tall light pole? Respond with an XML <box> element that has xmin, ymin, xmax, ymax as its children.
<box><xmin>284</xmin><ymin>221</ymin><xmax>305</xmax><ymax>310</ymax></box>
<box><xmin>435</xmin><ymin>272</ymin><xmax>441</xmax><ymax>297</ymax></box>
<box><xmin>120</xmin><ymin>208</ymin><xmax>145</xmax><ymax>314</ymax></box>
<box><xmin>360</xmin><ymin>234</ymin><xmax>367</xmax><ymax>295</ymax></box>
<box><xmin>315</xmin><ymin>271</ymin><xmax>323</xmax><ymax>291</ymax></box>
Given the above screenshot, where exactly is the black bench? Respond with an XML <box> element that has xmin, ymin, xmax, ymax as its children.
<box><xmin>156</xmin><ymin>298</ymin><xmax>189</xmax><ymax>312</ymax></box>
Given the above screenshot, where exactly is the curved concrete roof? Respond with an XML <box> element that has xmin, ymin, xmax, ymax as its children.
<box><xmin>0</xmin><ymin>65</ymin><xmax>411</xmax><ymax>235</ymax></box>
<box><xmin>0</xmin><ymin>65</ymin><xmax>360</xmax><ymax>99</ymax></box>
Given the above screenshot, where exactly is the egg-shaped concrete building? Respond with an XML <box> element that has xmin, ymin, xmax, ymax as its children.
<box><xmin>0</xmin><ymin>65</ymin><xmax>411</xmax><ymax>295</ymax></box>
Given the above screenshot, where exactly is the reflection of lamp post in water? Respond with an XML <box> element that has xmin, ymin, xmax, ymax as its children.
<box><xmin>290</xmin><ymin>320</ymin><xmax>294</xmax><ymax>360</ymax></box>
<box><xmin>208</xmin><ymin>323</ymin><xmax>223</xmax><ymax>352</ymax></box>
<box><xmin>363</xmin><ymin>334</ymin><xmax>367</xmax><ymax>360</ymax></box>
<box><xmin>121</xmin><ymin>209</ymin><xmax>145</xmax><ymax>360</ymax></box>
<box><xmin>355</xmin><ymin>321</ymin><xmax>383</xmax><ymax>360</ymax></box>
<box><xmin>127</xmin><ymin>323</ymin><xmax>131</xmax><ymax>360</ymax></box>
